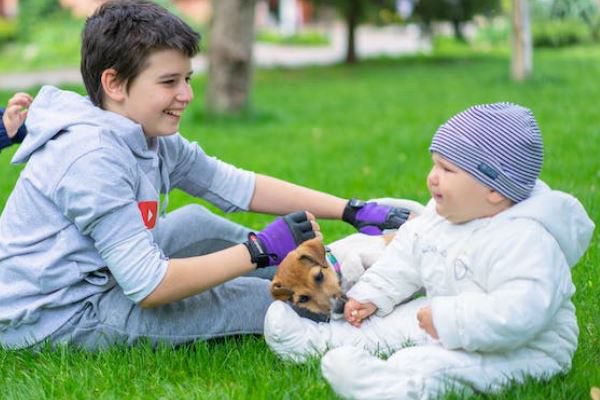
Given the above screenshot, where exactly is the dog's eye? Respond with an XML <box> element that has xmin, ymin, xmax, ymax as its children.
<box><xmin>314</xmin><ymin>271</ymin><xmax>324</xmax><ymax>283</ymax></box>
<box><xmin>297</xmin><ymin>295</ymin><xmax>311</xmax><ymax>303</ymax></box>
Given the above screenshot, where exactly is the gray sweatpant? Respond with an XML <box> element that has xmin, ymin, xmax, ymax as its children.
<box><xmin>45</xmin><ymin>205</ymin><xmax>274</xmax><ymax>350</ymax></box>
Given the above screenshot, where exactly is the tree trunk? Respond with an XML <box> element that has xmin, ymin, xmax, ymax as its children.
<box><xmin>511</xmin><ymin>0</ymin><xmax>532</xmax><ymax>81</ymax></box>
<box><xmin>452</xmin><ymin>19</ymin><xmax>465</xmax><ymax>42</ymax></box>
<box><xmin>345</xmin><ymin>0</ymin><xmax>360</xmax><ymax>64</ymax></box>
<box><xmin>205</xmin><ymin>0</ymin><xmax>257</xmax><ymax>115</ymax></box>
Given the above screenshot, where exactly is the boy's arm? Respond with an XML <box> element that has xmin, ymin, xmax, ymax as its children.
<box><xmin>249</xmin><ymin>174</ymin><xmax>347</xmax><ymax>218</ymax></box>
<box><xmin>142</xmin><ymin>211</ymin><xmax>319</xmax><ymax>306</ymax></box>
<box><xmin>140</xmin><ymin>245</ymin><xmax>255</xmax><ymax>307</ymax></box>
<box><xmin>431</xmin><ymin>222</ymin><xmax>571</xmax><ymax>352</ymax></box>
<box><xmin>162</xmin><ymin>135</ymin><xmax>410</xmax><ymax>233</ymax></box>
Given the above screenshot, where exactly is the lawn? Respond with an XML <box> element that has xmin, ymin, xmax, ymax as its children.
<box><xmin>0</xmin><ymin>46</ymin><xmax>598</xmax><ymax>399</ymax></box>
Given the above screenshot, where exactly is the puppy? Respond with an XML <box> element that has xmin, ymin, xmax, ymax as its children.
<box><xmin>271</xmin><ymin>233</ymin><xmax>393</xmax><ymax>321</ymax></box>
<box><xmin>591</xmin><ymin>387</ymin><xmax>600</xmax><ymax>400</ymax></box>
<box><xmin>271</xmin><ymin>198</ymin><xmax>425</xmax><ymax>321</ymax></box>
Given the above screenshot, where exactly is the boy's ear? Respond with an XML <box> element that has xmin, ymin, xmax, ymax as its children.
<box><xmin>100</xmin><ymin>68</ymin><xmax>126</xmax><ymax>102</ymax></box>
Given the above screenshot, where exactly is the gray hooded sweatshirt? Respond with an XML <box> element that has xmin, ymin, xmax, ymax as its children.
<box><xmin>0</xmin><ymin>86</ymin><xmax>255</xmax><ymax>348</ymax></box>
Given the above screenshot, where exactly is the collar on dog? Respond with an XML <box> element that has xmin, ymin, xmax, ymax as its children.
<box><xmin>324</xmin><ymin>247</ymin><xmax>341</xmax><ymax>273</ymax></box>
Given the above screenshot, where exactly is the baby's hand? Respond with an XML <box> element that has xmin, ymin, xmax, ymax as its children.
<box><xmin>344</xmin><ymin>298</ymin><xmax>377</xmax><ymax>327</ymax></box>
<box><xmin>416</xmin><ymin>305</ymin><xmax>439</xmax><ymax>339</ymax></box>
<box><xmin>3</xmin><ymin>92</ymin><xmax>33</xmax><ymax>139</ymax></box>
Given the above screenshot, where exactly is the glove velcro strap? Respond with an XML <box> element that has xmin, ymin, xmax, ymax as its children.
<box><xmin>342</xmin><ymin>198</ymin><xmax>365</xmax><ymax>225</ymax></box>
<box><xmin>243</xmin><ymin>233</ymin><xmax>272</xmax><ymax>268</ymax></box>
<box><xmin>382</xmin><ymin>207</ymin><xmax>411</xmax><ymax>230</ymax></box>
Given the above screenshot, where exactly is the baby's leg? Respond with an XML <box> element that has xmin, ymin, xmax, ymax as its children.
<box><xmin>264</xmin><ymin>297</ymin><xmax>429</xmax><ymax>363</ymax></box>
<box><xmin>321</xmin><ymin>343</ymin><xmax>564</xmax><ymax>400</ymax></box>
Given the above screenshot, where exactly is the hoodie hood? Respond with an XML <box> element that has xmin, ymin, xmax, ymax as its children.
<box><xmin>499</xmin><ymin>180</ymin><xmax>595</xmax><ymax>267</ymax></box>
<box><xmin>12</xmin><ymin>85</ymin><xmax>155</xmax><ymax>164</ymax></box>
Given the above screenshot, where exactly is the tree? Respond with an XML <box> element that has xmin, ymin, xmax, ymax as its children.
<box><xmin>205</xmin><ymin>0</ymin><xmax>257</xmax><ymax>115</ymax></box>
<box><xmin>511</xmin><ymin>0</ymin><xmax>532</xmax><ymax>81</ymax></box>
<box><xmin>314</xmin><ymin>0</ymin><xmax>395</xmax><ymax>64</ymax></box>
<box><xmin>412</xmin><ymin>0</ymin><xmax>501</xmax><ymax>41</ymax></box>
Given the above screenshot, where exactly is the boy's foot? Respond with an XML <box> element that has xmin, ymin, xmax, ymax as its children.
<box><xmin>263</xmin><ymin>300</ymin><xmax>326</xmax><ymax>363</ymax></box>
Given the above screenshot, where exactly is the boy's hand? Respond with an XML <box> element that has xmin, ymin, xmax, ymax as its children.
<box><xmin>342</xmin><ymin>199</ymin><xmax>410</xmax><ymax>235</ymax></box>
<box><xmin>417</xmin><ymin>305</ymin><xmax>439</xmax><ymax>339</ymax></box>
<box><xmin>3</xmin><ymin>92</ymin><xmax>33</xmax><ymax>139</ymax></box>
<box><xmin>245</xmin><ymin>211</ymin><xmax>320</xmax><ymax>268</ymax></box>
<box><xmin>344</xmin><ymin>298</ymin><xmax>377</xmax><ymax>327</ymax></box>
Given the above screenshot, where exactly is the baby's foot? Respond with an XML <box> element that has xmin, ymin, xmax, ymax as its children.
<box><xmin>264</xmin><ymin>300</ymin><xmax>327</xmax><ymax>363</ymax></box>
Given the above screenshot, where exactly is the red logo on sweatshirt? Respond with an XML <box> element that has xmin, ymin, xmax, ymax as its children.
<box><xmin>138</xmin><ymin>201</ymin><xmax>158</xmax><ymax>229</ymax></box>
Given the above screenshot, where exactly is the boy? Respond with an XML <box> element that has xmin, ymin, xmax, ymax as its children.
<box><xmin>0</xmin><ymin>0</ymin><xmax>409</xmax><ymax>350</ymax></box>
<box><xmin>265</xmin><ymin>103</ymin><xmax>595</xmax><ymax>399</ymax></box>
<box><xmin>0</xmin><ymin>92</ymin><xmax>32</xmax><ymax>152</ymax></box>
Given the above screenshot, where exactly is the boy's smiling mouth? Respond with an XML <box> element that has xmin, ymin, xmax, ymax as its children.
<box><xmin>164</xmin><ymin>109</ymin><xmax>183</xmax><ymax>118</ymax></box>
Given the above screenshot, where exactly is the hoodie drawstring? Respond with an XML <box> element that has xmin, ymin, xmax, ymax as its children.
<box><xmin>158</xmin><ymin>158</ymin><xmax>170</xmax><ymax>217</ymax></box>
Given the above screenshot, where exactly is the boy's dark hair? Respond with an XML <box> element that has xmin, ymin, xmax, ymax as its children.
<box><xmin>81</xmin><ymin>0</ymin><xmax>200</xmax><ymax>107</ymax></box>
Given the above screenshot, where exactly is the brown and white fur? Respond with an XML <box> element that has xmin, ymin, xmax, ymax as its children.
<box><xmin>271</xmin><ymin>198</ymin><xmax>425</xmax><ymax>320</ymax></box>
<box><xmin>271</xmin><ymin>233</ymin><xmax>393</xmax><ymax>320</ymax></box>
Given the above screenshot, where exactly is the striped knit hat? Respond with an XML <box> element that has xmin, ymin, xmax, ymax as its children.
<box><xmin>429</xmin><ymin>103</ymin><xmax>543</xmax><ymax>203</ymax></box>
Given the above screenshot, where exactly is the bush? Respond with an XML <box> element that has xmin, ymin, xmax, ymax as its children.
<box><xmin>532</xmin><ymin>19</ymin><xmax>590</xmax><ymax>47</ymax></box>
<box><xmin>18</xmin><ymin>0</ymin><xmax>63</xmax><ymax>40</ymax></box>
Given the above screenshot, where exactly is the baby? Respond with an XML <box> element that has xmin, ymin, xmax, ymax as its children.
<box><xmin>264</xmin><ymin>103</ymin><xmax>595</xmax><ymax>399</ymax></box>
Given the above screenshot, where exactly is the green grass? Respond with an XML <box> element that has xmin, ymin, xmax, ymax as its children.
<box><xmin>256</xmin><ymin>29</ymin><xmax>330</xmax><ymax>46</ymax></box>
<box><xmin>1</xmin><ymin>46</ymin><xmax>599</xmax><ymax>399</ymax></box>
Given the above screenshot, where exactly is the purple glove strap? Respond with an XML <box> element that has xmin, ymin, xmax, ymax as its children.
<box><xmin>257</xmin><ymin>218</ymin><xmax>297</xmax><ymax>265</ymax></box>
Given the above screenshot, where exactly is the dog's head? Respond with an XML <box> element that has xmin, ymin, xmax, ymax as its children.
<box><xmin>271</xmin><ymin>237</ymin><xmax>343</xmax><ymax>318</ymax></box>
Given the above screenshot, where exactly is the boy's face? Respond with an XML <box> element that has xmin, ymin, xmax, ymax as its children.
<box><xmin>109</xmin><ymin>49</ymin><xmax>194</xmax><ymax>138</ymax></box>
<box><xmin>427</xmin><ymin>153</ymin><xmax>500</xmax><ymax>224</ymax></box>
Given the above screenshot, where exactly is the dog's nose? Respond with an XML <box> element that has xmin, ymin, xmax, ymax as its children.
<box><xmin>332</xmin><ymin>297</ymin><xmax>347</xmax><ymax>315</ymax></box>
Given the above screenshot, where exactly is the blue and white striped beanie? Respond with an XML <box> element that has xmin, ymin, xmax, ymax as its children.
<box><xmin>429</xmin><ymin>103</ymin><xmax>543</xmax><ymax>203</ymax></box>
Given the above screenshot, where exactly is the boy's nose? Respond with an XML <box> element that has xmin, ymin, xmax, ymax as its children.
<box><xmin>177</xmin><ymin>83</ymin><xmax>193</xmax><ymax>103</ymax></box>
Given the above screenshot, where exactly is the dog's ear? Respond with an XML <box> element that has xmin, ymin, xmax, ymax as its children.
<box><xmin>271</xmin><ymin>282</ymin><xmax>294</xmax><ymax>301</ymax></box>
<box><xmin>298</xmin><ymin>237</ymin><xmax>326</xmax><ymax>268</ymax></box>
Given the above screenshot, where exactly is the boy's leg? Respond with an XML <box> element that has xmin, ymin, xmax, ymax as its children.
<box><xmin>153</xmin><ymin>204</ymin><xmax>275</xmax><ymax>279</ymax></box>
<box><xmin>264</xmin><ymin>297</ymin><xmax>429</xmax><ymax>362</ymax></box>
<box><xmin>321</xmin><ymin>344</ymin><xmax>564</xmax><ymax>400</ymax></box>
<box><xmin>46</xmin><ymin>276</ymin><xmax>273</xmax><ymax>350</ymax></box>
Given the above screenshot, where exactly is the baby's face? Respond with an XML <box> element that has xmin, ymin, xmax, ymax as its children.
<box><xmin>427</xmin><ymin>153</ymin><xmax>501</xmax><ymax>223</ymax></box>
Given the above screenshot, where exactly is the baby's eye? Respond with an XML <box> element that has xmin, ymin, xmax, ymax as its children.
<box><xmin>297</xmin><ymin>295</ymin><xmax>311</xmax><ymax>303</ymax></box>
